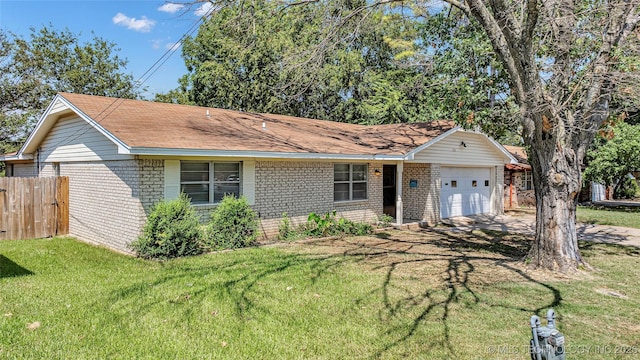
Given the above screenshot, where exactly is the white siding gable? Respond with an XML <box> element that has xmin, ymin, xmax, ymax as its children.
<box><xmin>39</xmin><ymin>116</ymin><xmax>132</xmax><ymax>162</ymax></box>
<box><xmin>410</xmin><ymin>131</ymin><xmax>508</xmax><ymax>166</ymax></box>
<box><xmin>49</xmin><ymin>98</ymin><xmax>69</xmax><ymax>115</ymax></box>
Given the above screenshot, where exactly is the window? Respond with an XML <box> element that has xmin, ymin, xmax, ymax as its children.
<box><xmin>522</xmin><ymin>171</ymin><xmax>533</xmax><ymax>191</ymax></box>
<box><xmin>472</xmin><ymin>180</ymin><xmax>478</xmax><ymax>187</ymax></box>
<box><xmin>484</xmin><ymin>180</ymin><xmax>490</xmax><ymax>187</ymax></box>
<box><xmin>180</xmin><ymin>162</ymin><xmax>240</xmax><ymax>204</ymax></box>
<box><xmin>334</xmin><ymin>164</ymin><xmax>368</xmax><ymax>201</ymax></box>
<box><xmin>451</xmin><ymin>180</ymin><xmax>457</xmax><ymax>188</ymax></box>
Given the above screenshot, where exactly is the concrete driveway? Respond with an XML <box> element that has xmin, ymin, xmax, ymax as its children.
<box><xmin>444</xmin><ymin>213</ymin><xmax>640</xmax><ymax>248</ymax></box>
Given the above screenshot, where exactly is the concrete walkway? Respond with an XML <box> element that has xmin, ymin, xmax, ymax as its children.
<box><xmin>443</xmin><ymin>213</ymin><xmax>640</xmax><ymax>248</ymax></box>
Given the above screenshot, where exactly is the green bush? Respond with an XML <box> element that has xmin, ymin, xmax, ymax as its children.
<box><xmin>278</xmin><ymin>212</ymin><xmax>303</xmax><ymax>241</ymax></box>
<box><xmin>206</xmin><ymin>195</ymin><xmax>259</xmax><ymax>250</ymax></box>
<box><xmin>616</xmin><ymin>176</ymin><xmax>640</xmax><ymax>199</ymax></box>
<box><xmin>304</xmin><ymin>211</ymin><xmax>374</xmax><ymax>237</ymax></box>
<box><xmin>377</xmin><ymin>214</ymin><xmax>394</xmax><ymax>227</ymax></box>
<box><xmin>130</xmin><ymin>194</ymin><xmax>204</xmax><ymax>259</ymax></box>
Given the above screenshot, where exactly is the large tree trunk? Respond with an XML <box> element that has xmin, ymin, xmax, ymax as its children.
<box><xmin>451</xmin><ymin>0</ymin><xmax>640</xmax><ymax>272</ymax></box>
<box><xmin>526</xmin><ymin>136</ymin><xmax>587</xmax><ymax>271</ymax></box>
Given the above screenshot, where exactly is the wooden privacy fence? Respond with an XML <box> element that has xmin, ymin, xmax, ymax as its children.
<box><xmin>0</xmin><ymin>177</ymin><xmax>69</xmax><ymax>240</ymax></box>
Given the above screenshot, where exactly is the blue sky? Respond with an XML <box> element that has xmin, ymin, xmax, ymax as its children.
<box><xmin>0</xmin><ymin>0</ymin><xmax>213</xmax><ymax>98</ymax></box>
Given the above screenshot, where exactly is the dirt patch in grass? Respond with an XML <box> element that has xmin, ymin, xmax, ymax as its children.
<box><xmin>279</xmin><ymin>228</ymin><xmax>584</xmax><ymax>288</ymax></box>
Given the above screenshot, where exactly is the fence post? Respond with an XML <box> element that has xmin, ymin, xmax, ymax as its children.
<box><xmin>56</xmin><ymin>176</ymin><xmax>69</xmax><ymax>236</ymax></box>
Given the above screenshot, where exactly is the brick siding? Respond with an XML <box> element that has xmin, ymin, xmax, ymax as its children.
<box><xmin>402</xmin><ymin>163</ymin><xmax>441</xmax><ymax>224</ymax></box>
<box><xmin>31</xmin><ymin>157</ymin><xmax>506</xmax><ymax>252</ymax></box>
<box><xmin>44</xmin><ymin>159</ymin><xmax>163</xmax><ymax>253</ymax></box>
<box><xmin>254</xmin><ymin>160</ymin><xmax>384</xmax><ymax>236</ymax></box>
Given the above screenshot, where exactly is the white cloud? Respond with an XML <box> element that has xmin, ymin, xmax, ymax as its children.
<box><xmin>112</xmin><ymin>13</ymin><xmax>156</xmax><ymax>32</ymax></box>
<box><xmin>158</xmin><ymin>3</ymin><xmax>185</xmax><ymax>14</ymax></box>
<box><xmin>194</xmin><ymin>2</ymin><xmax>214</xmax><ymax>17</ymax></box>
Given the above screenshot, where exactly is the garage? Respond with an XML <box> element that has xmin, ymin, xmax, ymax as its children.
<box><xmin>440</xmin><ymin>167</ymin><xmax>491</xmax><ymax>219</ymax></box>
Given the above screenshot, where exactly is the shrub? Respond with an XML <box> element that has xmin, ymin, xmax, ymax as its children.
<box><xmin>304</xmin><ymin>211</ymin><xmax>337</xmax><ymax>237</ymax></box>
<box><xmin>378</xmin><ymin>214</ymin><xmax>394</xmax><ymax>228</ymax></box>
<box><xmin>278</xmin><ymin>212</ymin><xmax>303</xmax><ymax>241</ymax></box>
<box><xmin>206</xmin><ymin>195</ymin><xmax>259</xmax><ymax>250</ymax></box>
<box><xmin>130</xmin><ymin>194</ymin><xmax>204</xmax><ymax>259</ymax></box>
<box><xmin>615</xmin><ymin>176</ymin><xmax>640</xmax><ymax>199</ymax></box>
<box><xmin>335</xmin><ymin>217</ymin><xmax>374</xmax><ymax>236</ymax></box>
<box><xmin>304</xmin><ymin>211</ymin><xmax>374</xmax><ymax>237</ymax></box>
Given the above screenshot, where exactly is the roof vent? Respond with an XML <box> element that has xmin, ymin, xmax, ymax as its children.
<box><xmin>262</xmin><ymin>121</ymin><xmax>267</xmax><ymax>131</ymax></box>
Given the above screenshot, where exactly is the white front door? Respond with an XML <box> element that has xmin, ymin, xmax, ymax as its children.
<box><xmin>440</xmin><ymin>167</ymin><xmax>491</xmax><ymax>218</ymax></box>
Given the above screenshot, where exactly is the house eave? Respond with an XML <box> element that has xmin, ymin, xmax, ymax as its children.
<box><xmin>127</xmin><ymin>147</ymin><xmax>406</xmax><ymax>161</ymax></box>
<box><xmin>0</xmin><ymin>153</ymin><xmax>34</xmax><ymax>162</ymax></box>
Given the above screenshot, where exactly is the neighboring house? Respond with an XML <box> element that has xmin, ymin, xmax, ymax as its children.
<box><xmin>1</xmin><ymin>93</ymin><xmax>515</xmax><ymax>253</ymax></box>
<box><xmin>502</xmin><ymin>145</ymin><xmax>610</xmax><ymax>206</ymax></box>
<box><xmin>503</xmin><ymin>145</ymin><xmax>535</xmax><ymax>208</ymax></box>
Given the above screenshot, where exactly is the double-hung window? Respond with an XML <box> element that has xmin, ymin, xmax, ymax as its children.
<box><xmin>334</xmin><ymin>164</ymin><xmax>368</xmax><ymax>201</ymax></box>
<box><xmin>180</xmin><ymin>162</ymin><xmax>240</xmax><ymax>204</ymax></box>
<box><xmin>522</xmin><ymin>171</ymin><xmax>533</xmax><ymax>191</ymax></box>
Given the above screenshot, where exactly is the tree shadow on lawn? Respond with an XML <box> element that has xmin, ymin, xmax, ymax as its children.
<box><xmin>300</xmin><ymin>228</ymin><xmax>564</xmax><ymax>358</ymax></box>
<box><xmin>105</xmin><ymin>229</ymin><xmax>565</xmax><ymax>358</ymax></box>
<box><xmin>0</xmin><ymin>254</ymin><xmax>34</xmax><ymax>278</ymax></box>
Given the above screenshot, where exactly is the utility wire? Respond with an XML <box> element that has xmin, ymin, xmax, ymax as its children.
<box><xmin>38</xmin><ymin>6</ymin><xmax>214</xmax><ymax>156</ymax></box>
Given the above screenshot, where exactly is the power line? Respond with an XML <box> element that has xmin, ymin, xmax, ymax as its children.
<box><xmin>38</xmin><ymin>6</ymin><xmax>214</xmax><ymax>156</ymax></box>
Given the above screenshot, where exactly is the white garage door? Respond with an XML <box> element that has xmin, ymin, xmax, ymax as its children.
<box><xmin>440</xmin><ymin>167</ymin><xmax>491</xmax><ymax>219</ymax></box>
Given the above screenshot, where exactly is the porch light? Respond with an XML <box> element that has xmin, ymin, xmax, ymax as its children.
<box><xmin>374</xmin><ymin>169</ymin><xmax>381</xmax><ymax>176</ymax></box>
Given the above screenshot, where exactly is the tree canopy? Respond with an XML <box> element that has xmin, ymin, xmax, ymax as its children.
<box><xmin>0</xmin><ymin>25</ymin><xmax>139</xmax><ymax>157</ymax></box>
<box><xmin>160</xmin><ymin>0</ymin><xmax>518</xmax><ymax>139</ymax></box>
<box><xmin>584</xmin><ymin>121</ymin><xmax>640</xmax><ymax>198</ymax></box>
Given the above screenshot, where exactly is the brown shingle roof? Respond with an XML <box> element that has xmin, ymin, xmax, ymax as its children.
<box><xmin>59</xmin><ymin>92</ymin><xmax>456</xmax><ymax>156</ymax></box>
<box><xmin>503</xmin><ymin>145</ymin><xmax>528</xmax><ymax>164</ymax></box>
<box><xmin>503</xmin><ymin>145</ymin><xmax>531</xmax><ymax>170</ymax></box>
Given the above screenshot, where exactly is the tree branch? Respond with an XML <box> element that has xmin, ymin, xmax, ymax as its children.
<box><xmin>446</xmin><ymin>0</ymin><xmax>528</xmax><ymax>105</ymax></box>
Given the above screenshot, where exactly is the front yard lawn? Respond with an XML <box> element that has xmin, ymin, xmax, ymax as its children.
<box><xmin>1</xmin><ymin>231</ymin><xmax>639</xmax><ymax>359</ymax></box>
<box><xmin>577</xmin><ymin>206</ymin><xmax>640</xmax><ymax>229</ymax></box>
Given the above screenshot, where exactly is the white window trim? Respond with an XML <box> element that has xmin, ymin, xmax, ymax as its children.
<box><xmin>522</xmin><ymin>171</ymin><xmax>533</xmax><ymax>191</ymax></box>
<box><xmin>334</xmin><ymin>163</ymin><xmax>368</xmax><ymax>202</ymax></box>
<box><xmin>180</xmin><ymin>161</ymin><xmax>242</xmax><ymax>204</ymax></box>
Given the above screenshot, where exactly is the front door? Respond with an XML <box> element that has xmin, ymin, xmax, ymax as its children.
<box><xmin>383</xmin><ymin>165</ymin><xmax>396</xmax><ymax>217</ymax></box>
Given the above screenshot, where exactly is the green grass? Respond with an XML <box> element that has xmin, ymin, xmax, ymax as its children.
<box><xmin>577</xmin><ymin>206</ymin><xmax>640</xmax><ymax>229</ymax></box>
<box><xmin>1</xmin><ymin>231</ymin><xmax>640</xmax><ymax>359</ymax></box>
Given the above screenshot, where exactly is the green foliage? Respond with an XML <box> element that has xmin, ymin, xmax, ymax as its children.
<box><xmin>377</xmin><ymin>214</ymin><xmax>394</xmax><ymax>228</ymax></box>
<box><xmin>158</xmin><ymin>1</ymin><xmax>519</xmax><ymax>140</ymax></box>
<box><xmin>584</xmin><ymin>122</ymin><xmax>640</xmax><ymax>199</ymax></box>
<box><xmin>414</xmin><ymin>10</ymin><xmax>518</xmax><ymax>139</ymax></box>
<box><xmin>616</xmin><ymin>176</ymin><xmax>640</xmax><ymax>200</ymax></box>
<box><xmin>206</xmin><ymin>195</ymin><xmax>259</xmax><ymax>250</ymax></box>
<box><xmin>162</xmin><ymin>0</ymin><xmax>441</xmax><ymax>126</ymax></box>
<box><xmin>305</xmin><ymin>211</ymin><xmax>338</xmax><ymax>237</ymax></box>
<box><xmin>130</xmin><ymin>194</ymin><xmax>204</xmax><ymax>259</ymax></box>
<box><xmin>278</xmin><ymin>212</ymin><xmax>303</xmax><ymax>241</ymax></box>
<box><xmin>304</xmin><ymin>211</ymin><xmax>373</xmax><ymax>237</ymax></box>
<box><xmin>0</xmin><ymin>26</ymin><xmax>139</xmax><ymax>158</ymax></box>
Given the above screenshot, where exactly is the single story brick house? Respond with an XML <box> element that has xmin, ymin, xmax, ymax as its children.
<box><xmin>1</xmin><ymin>93</ymin><xmax>516</xmax><ymax>252</ymax></box>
